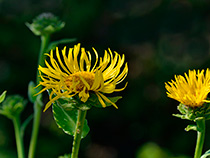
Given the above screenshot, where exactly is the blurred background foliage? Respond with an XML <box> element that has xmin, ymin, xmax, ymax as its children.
<box><xmin>1</xmin><ymin>0</ymin><xmax>210</xmax><ymax>157</ymax></box>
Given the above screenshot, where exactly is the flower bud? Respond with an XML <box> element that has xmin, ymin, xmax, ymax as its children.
<box><xmin>26</xmin><ymin>12</ymin><xmax>65</xmax><ymax>36</ymax></box>
<box><xmin>0</xmin><ymin>95</ymin><xmax>27</xmax><ymax>119</ymax></box>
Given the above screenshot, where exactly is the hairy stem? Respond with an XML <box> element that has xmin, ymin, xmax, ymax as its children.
<box><xmin>71</xmin><ymin>110</ymin><xmax>87</xmax><ymax>158</ymax></box>
<box><xmin>194</xmin><ymin>118</ymin><xmax>205</xmax><ymax>158</ymax></box>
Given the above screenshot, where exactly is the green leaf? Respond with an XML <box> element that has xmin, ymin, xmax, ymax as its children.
<box><xmin>47</xmin><ymin>38</ymin><xmax>77</xmax><ymax>51</ymax></box>
<box><xmin>0</xmin><ymin>91</ymin><xmax>7</xmax><ymax>103</ymax></box>
<box><xmin>55</xmin><ymin>97</ymin><xmax>78</xmax><ymax>110</ymax></box>
<box><xmin>201</xmin><ymin>149</ymin><xmax>210</xmax><ymax>158</ymax></box>
<box><xmin>52</xmin><ymin>101</ymin><xmax>90</xmax><ymax>138</ymax></box>
<box><xmin>21</xmin><ymin>114</ymin><xmax>33</xmax><ymax>137</ymax></box>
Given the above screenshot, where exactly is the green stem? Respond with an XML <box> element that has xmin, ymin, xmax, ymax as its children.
<box><xmin>36</xmin><ymin>35</ymin><xmax>50</xmax><ymax>85</ymax></box>
<box><xmin>71</xmin><ymin>110</ymin><xmax>87</xmax><ymax>158</ymax></box>
<box><xmin>28</xmin><ymin>35</ymin><xmax>50</xmax><ymax>158</ymax></box>
<box><xmin>13</xmin><ymin>117</ymin><xmax>25</xmax><ymax>158</ymax></box>
<box><xmin>28</xmin><ymin>101</ymin><xmax>42</xmax><ymax>158</ymax></box>
<box><xmin>194</xmin><ymin>118</ymin><xmax>205</xmax><ymax>158</ymax></box>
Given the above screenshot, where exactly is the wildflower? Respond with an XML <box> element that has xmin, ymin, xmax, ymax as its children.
<box><xmin>165</xmin><ymin>69</ymin><xmax>210</xmax><ymax>108</ymax></box>
<box><xmin>37</xmin><ymin>43</ymin><xmax>128</xmax><ymax>111</ymax></box>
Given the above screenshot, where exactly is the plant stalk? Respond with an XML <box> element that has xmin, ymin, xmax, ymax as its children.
<box><xmin>36</xmin><ymin>35</ymin><xmax>50</xmax><ymax>85</ymax></box>
<box><xmin>71</xmin><ymin>110</ymin><xmax>87</xmax><ymax>158</ymax></box>
<box><xmin>28</xmin><ymin>35</ymin><xmax>50</xmax><ymax>158</ymax></box>
<box><xmin>13</xmin><ymin>117</ymin><xmax>25</xmax><ymax>158</ymax></box>
<box><xmin>194</xmin><ymin>118</ymin><xmax>205</xmax><ymax>158</ymax></box>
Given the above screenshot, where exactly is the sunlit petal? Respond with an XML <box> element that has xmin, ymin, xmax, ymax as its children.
<box><xmin>37</xmin><ymin>43</ymin><xmax>128</xmax><ymax>111</ymax></box>
<box><xmin>165</xmin><ymin>69</ymin><xmax>210</xmax><ymax>107</ymax></box>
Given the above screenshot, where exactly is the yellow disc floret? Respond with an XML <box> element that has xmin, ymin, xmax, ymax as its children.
<box><xmin>65</xmin><ymin>72</ymin><xmax>95</xmax><ymax>92</ymax></box>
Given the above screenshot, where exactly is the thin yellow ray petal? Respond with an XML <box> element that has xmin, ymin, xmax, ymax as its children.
<box><xmin>91</xmin><ymin>47</ymin><xmax>99</xmax><ymax>72</ymax></box>
<box><xmin>39</xmin><ymin>66</ymin><xmax>61</xmax><ymax>80</ymax></box>
<box><xmin>95</xmin><ymin>92</ymin><xmax>106</xmax><ymax>108</ymax></box>
<box><xmin>79</xmin><ymin>75</ymin><xmax>90</xmax><ymax>90</ymax></box>
<box><xmin>79</xmin><ymin>48</ymin><xmax>85</xmax><ymax>72</ymax></box>
<box><xmin>44</xmin><ymin>60</ymin><xmax>65</xmax><ymax>77</ymax></box>
<box><xmin>114</xmin><ymin>82</ymin><xmax>128</xmax><ymax>92</ymax></box>
<box><xmin>101</xmin><ymin>83</ymin><xmax>115</xmax><ymax>93</ymax></box>
<box><xmin>49</xmin><ymin>49</ymin><xmax>62</xmax><ymax>72</ymax></box>
<box><xmin>35</xmin><ymin>87</ymin><xmax>48</xmax><ymax>96</ymax></box>
<box><xmin>56</xmin><ymin>47</ymin><xmax>71</xmax><ymax>74</ymax></box>
<box><xmin>97</xmin><ymin>70</ymin><xmax>104</xmax><ymax>91</ymax></box>
<box><xmin>97</xmin><ymin>92</ymin><xmax>118</xmax><ymax>109</ymax></box>
<box><xmin>91</xmin><ymin>70</ymin><xmax>101</xmax><ymax>90</ymax></box>
<box><xmin>115</xmin><ymin>63</ymin><xmax>128</xmax><ymax>83</ymax></box>
<box><xmin>116</xmin><ymin>70</ymin><xmax>128</xmax><ymax>84</ymax></box>
<box><xmin>80</xmin><ymin>48</ymin><xmax>91</xmax><ymax>72</ymax></box>
<box><xmin>43</xmin><ymin>95</ymin><xmax>61</xmax><ymax>112</ymax></box>
<box><xmin>73</xmin><ymin>44</ymin><xmax>80</xmax><ymax>71</ymax></box>
<box><xmin>103</xmin><ymin>52</ymin><xmax>118</xmax><ymax>77</ymax></box>
<box><xmin>85</xmin><ymin>51</ymin><xmax>91</xmax><ymax>71</ymax></box>
<box><xmin>63</xmin><ymin>48</ymin><xmax>74</xmax><ymax>73</ymax></box>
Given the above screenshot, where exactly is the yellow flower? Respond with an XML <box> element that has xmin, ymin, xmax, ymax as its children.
<box><xmin>37</xmin><ymin>43</ymin><xmax>128</xmax><ymax>112</ymax></box>
<box><xmin>165</xmin><ymin>69</ymin><xmax>210</xmax><ymax>108</ymax></box>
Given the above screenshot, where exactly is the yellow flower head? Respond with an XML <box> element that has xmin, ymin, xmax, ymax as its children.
<box><xmin>37</xmin><ymin>43</ymin><xmax>128</xmax><ymax>112</ymax></box>
<box><xmin>165</xmin><ymin>69</ymin><xmax>210</xmax><ymax>108</ymax></box>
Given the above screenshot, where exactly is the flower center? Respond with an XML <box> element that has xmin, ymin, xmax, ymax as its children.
<box><xmin>65</xmin><ymin>72</ymin><xmax>95</xmax><ymax>91</ymax></box>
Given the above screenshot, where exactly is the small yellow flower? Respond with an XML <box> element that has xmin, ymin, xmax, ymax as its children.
<box><xmin>37</xmin><ymin>43</ymin><xmax>128</xmax><ymax>111</ymax></box>
<box><xmin>165</xmin><ymin>69</ymin><xmax>210</xmax><ymax>108</ymax></box>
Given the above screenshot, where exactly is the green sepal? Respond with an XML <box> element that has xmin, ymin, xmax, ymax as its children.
<box><xmin>0</xmin><ymin>91</ymin><xmax>7</xmax><ymax>103</ymax></box>
<box><xmin>201</xmin><ymin>149</ymin><xmax>210</xmax><ymax>158</ymax></box>
<box><xmin>172</xmin><ymin>114</ymin><xmax>191</xmax><ymax>120</ymax></box>
<box><xmin>52</xmin><ymin>101</ymin><xmax>90</xmax><ymax>138</ymax></box>
<box><xmin>58</xmin><ymin>154</ymin><xmax>71</xmax><ymax>158</ymax></box>
<box><xmin>203</xmin><ymin>104</ymin><xmax>210</xmax><ymax>120</ymax></box>
<box><xmin>184</xmin><ymin>118</ymin><xmax>205</xmax><ymax>132</ymax></box>
<box><xmin>173</xmin><ymin>103</ymin><xmax>210</xmax><ymax>122</ymax></box>
<box><xmin>47</xmin><ymin>38</ymin><xmax>77</xmax><ymax>51</ymax></box>
<box><xmin>185</xmin><ymin>125</ymin><xmax>197</xmax><ymax>131</ymax></box>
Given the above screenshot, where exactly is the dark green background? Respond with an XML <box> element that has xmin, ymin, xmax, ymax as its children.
<box><xmin>1</xmin><ymin>0</ymin><xmax>210</xmax><ymax>157</ymax></box>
